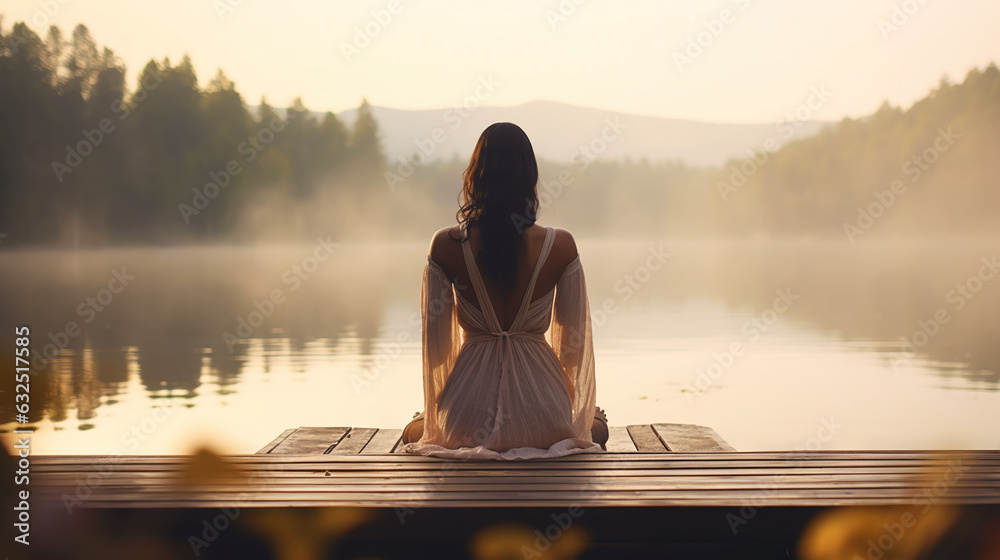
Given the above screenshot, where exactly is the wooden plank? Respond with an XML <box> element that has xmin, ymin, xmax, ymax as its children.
<box><xmin>361</xmin><ymin>428</ymin><xmax>402</xmax><ymax>454</ymax></box>
<box><xmin>33</xmin><ymin>476</ymin><xmax>1000</xmax><ymax>491</ymax></box>
<box><xmin>653</xmin><ymin>423</ymin><xmax>736</xmax><ymax>452</ymax></box>
<box><xmin>33</xmin><ymin>488</ymin><xmax>1000</xmax><ymax>505</ymax></box>
<box><xmin>32</xmin><ymin>476</ymin><xmax>1000</xmax><ymax>494</ymax></box>
<box><xmin>268</xmin><ymin>427</ymin><xmax>348</xmax><ymax>454</ymax></box>
<box><xmin>34</xmin><ymin>456</ymin><xmax>1000</xmax><ymax>472</ymax></box>
<box><xmin>256</xmin><ymin>428</ymin><xmax>296</xmax><ymax>454</ymax></box>
<box><xmin>34</xmin><ymin>464</ymin><xmax>1000</xmax><ymax>480</ymax></box>
<box><xmin>32</xmin><ymin>489</ymin><xmax>1000</xmax><ymax>509</ymax></box>
<box><xmin>37</xmin><ymin>498</ymin><xmax>1000</xmax><ymax>510</ymax></box>
<box><xmin>33</xmin><ymin>459</ymin><xmax>999</xmax><ymax>482</ymax></box>
<box><xmin>32</xmin><ymin>468</ymin><xmax>1000</xmax><ymax>482</ymax></box>
<box><xmin>627</xmin><ymin>425</ymin><xmax>667</xmax><ymax>452</ymax></box>
<box><xmin>34</xmin><ymin>482</ymin><xmax>1000</xmax><ymax>499</ymax></box>
<box><xmin>30</xmin><ymin>450</ymin><xmax>1000</xmax><ymax>513</ymax></box>
<box><xmin>329</xmin><ymin>427</ymin><xmax>378</xmax><ymax>454</ymax></box>
<box><xmin>605</xmin><ymin>426</ymin><xmax>638</xmax><ymax>452</ymax></box>
<box><xmin>33</xmin><ymin>471</ymin><xmax>1000</xmax><ymax>488</ymax></box>
<box><xmin>32</xmin><ymin>450</ymin><xmax>1000</xmax><ymax>464</ymax></box>
<box><xmin>35</xmin><ymin>497</ymin><xmax>1000</xmax><ymax>509</ymax></box>
<box><xmin>32</xmin><ymin>449</ymin><xmax>998</xmax><ymax>461</ymax></box>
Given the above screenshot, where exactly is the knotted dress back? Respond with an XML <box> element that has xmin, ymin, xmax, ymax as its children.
<box><xmin>402</xmin><ymin>224</ymin><xmax>602</xmax><ymax>460</ymax></box>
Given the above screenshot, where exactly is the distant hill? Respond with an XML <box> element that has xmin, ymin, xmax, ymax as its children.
<box><xmin>711</xmin><ymin>64</ymin><xmax>1000</xmax><ymax>237</ymax></box>
<box><xmin>333</xmin><ymin>100</ymin><xmax>828</xmax><ymax>167</ymax></box>
<box><xmin>372</xmin><ymin>64</ymin><xmax>1000</xmax><ymax>239</ymax></box>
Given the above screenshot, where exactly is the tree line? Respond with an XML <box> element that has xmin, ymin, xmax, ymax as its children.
<box><xmin>1</xmin><ymin>17</ymin><xmax>998</xmax><ymax>247</ymax></box>
<box><xmin>0</xmin><ymin>19</ymin><xmax>385</xmax><ymax>246</ymax></box>
<box><xmin>399</xmin><ymin>64</ymin><xmax>1000</xmax><ymax>241</ymax></box>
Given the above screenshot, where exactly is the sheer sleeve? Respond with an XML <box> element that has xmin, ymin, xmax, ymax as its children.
<box><xmin>549</xmin><ymin>256</ymin><xmax>597</xmax><ymax>441</ymax></box>
<box><xmin>419</xmin><ymin>257</ymin><xmax>461</xmax><ymax>443</ymax></box>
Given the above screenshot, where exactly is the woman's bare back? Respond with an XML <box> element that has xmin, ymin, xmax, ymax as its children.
<box><xmin>428</xmin><ymin>224</ymin><xmax>579</xmax><ymax>331</ymax></box>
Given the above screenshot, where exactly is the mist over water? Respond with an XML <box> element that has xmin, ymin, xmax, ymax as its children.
<box><xmin>1</xmin><ymin>18</ymin><xmax>998</xmax><ymax>455</ymax></box>
<box><xmin>2</xmin><ymin>237</ymin><xmax>997</xmax><ymax>454</ymax></box>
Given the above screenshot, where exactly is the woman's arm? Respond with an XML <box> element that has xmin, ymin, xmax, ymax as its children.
<box><xmin>549</xmin><ymin>256</ymin><xmax>597</xmax><ymax>441</ymax></box>
<box><xmin>417</xmin><ymin>253</ymin><xmax>461</xmax><ymax>443</ymax></box>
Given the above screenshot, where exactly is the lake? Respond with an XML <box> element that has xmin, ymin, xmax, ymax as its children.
<box><xmin>1</xmin><ymin>237</ymin><xmax>998</xmax><ymax>455</ymax></box>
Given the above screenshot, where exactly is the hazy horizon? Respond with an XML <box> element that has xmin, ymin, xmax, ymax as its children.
<box><xmin>2</xmin><ymin>1</ymin><xmax>999</xmax><ymax>123</ymax></box>
<box><xmin>2</xmin><ymin>2</ymin><xmax>999</xmax><ymax>556</ymax></box>
<box><xmin>333</xmin><ymin>98</ymin><xmax>839</xmax><ymax>127</ymax></box>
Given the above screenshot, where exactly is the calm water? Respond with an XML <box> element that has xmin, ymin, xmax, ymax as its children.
<box><xmin>1</xmin><ymin>237</ymin><xmax>998</xmax><ymax>455</ymax></box>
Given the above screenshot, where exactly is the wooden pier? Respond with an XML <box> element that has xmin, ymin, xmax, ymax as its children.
<box><xmin>25</xmin><ymin>425</ymin><xmax>1000</xmax><ymax>559</ymax></box>
<box><xmin>255</xmin><ymin>423</ymin><xmax>737</xmax><ymax>454</ymax></box>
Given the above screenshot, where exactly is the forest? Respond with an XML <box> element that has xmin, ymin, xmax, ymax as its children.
<box><xmin>1</xmin><ymin>18</ymin><xmax>998</xmax><ymax>247</ymax></box>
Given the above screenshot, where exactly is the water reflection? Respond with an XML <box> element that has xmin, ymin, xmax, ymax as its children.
<box><xmin>0</xmin><ymin>238</ymin><xmax>997</xmax><ymax>449</ymax></box>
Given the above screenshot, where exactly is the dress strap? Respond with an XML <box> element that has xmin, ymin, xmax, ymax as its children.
<box><xmin>512</xmin><ymin>226</ymin><xmax>555</xmax><ymax>325</ymax></box>
<box><xmin>459</xmin><ymin>222</ymin><xmax>502</xmax><ymax>331</ymax></box>
<box><xmin>460</xmin><ymin>223</ymin><xmax>555</xmax><ymax>332</ymax></box>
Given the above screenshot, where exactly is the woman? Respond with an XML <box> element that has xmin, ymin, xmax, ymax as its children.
<box><xmin>400</xmin><ymin>122</ymin><xmax>608</xmax><ymax>460</ymax></box>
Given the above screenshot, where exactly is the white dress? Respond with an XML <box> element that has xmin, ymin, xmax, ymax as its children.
<box><xmin>401</xmin><ymin>225</ymin><xmax>604</xmax><ymax>460</ymax></box>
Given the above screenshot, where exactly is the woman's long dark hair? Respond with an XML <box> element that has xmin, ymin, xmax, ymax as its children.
<box><xmin>457</xmin><ymin>122</ymin><xmax>540</xmax><ymax>291</ymax></box>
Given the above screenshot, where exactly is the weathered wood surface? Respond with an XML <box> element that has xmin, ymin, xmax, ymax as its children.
<box><xmin>263</xmin><ymin>427</ymin><xmax>348</xmax><ymax>454</ymax></box>
<box><xmin>361</xmin><ymin>428</ymin><xmax>403</xmax><ymax>454</ymax></box>
<box><xmin>258</xmin><ymin>423</ymin><xmax>731</xmax><ymax>455</ymax></box>
<box><xmin>255</xmin><ymin>428</ymin><xmax>296</xmax><ymax>454</ymax></box>
<box><xmin>329</xmin><ymin>427</ymin><xmax>379</xmax><ymax>455</ymax></box>
<box><xmin>653</xmin><ymin>423</ymin><xmax>737</xmax><ymax>452</ymax></box>
<box><xmin>262</xmin><ymin>427</ymin><xmax>398</xmax><ymax>455</ymax></box>
<box><xmin>627</xmin><ymin>424</ymin><xmax>668</xmax><ymax>452</ymax></box>
<box><xmin>34</xmin><ymin>450</ymin><xmax>1000</xmax><ymax>509</ymax></box>
<box><xmin>605</xmin><ymin>426</ymin><xmax>638</xmax><ymax>452</ymax></box>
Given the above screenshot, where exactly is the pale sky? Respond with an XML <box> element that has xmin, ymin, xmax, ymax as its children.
<box><xmin>2</xmin><ymin>0</ymin><xmax>998</xmax><ymax>123</ymax></box>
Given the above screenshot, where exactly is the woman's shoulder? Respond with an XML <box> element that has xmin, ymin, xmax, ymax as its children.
<box><xmin>430</xmin><ymin>225</ymin><xmax>463</xmax><ymax>245</ymax></box>
<box><xmin>548</xmin><ymin>226</ymin><xmax>579</xmax><ymax>267</ymax></box>
<box><xmin>426</xmin><ymin>223</ymin><xmax>579</xmax><ymax>272</ymax></box>
<box><xmin>430</xmin><ymin>226</ymin><xmax>463</xmax><ymax>252</ymax></box>
<box><xmin>427</xmin><ymin>226</ymin><xmax>464</xmax><ymax>274</ymax></box>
